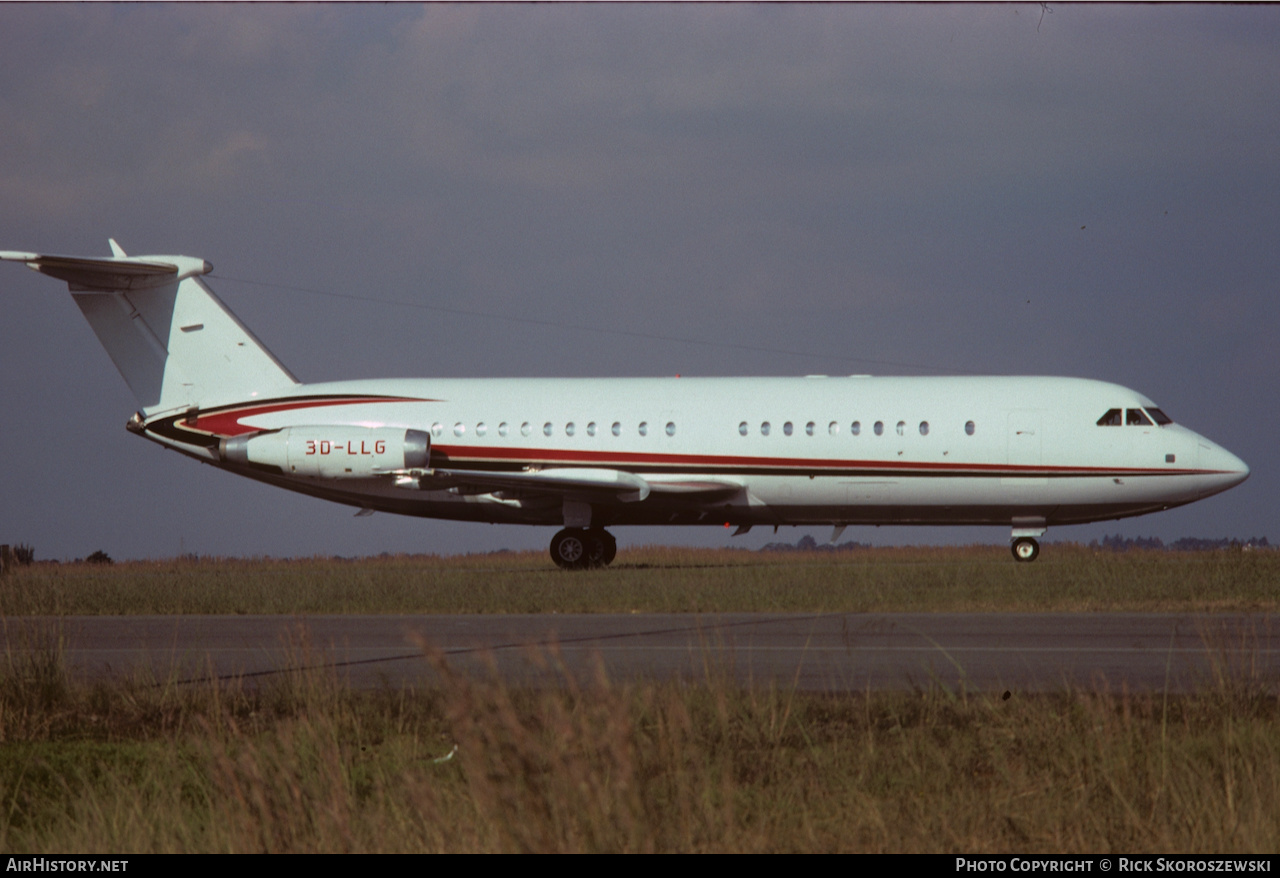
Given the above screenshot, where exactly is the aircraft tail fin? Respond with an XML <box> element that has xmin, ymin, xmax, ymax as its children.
<box><xmin>2</xmin><ymin>241</ymin><xmax>298</xmax><ymax>416</ymax></box>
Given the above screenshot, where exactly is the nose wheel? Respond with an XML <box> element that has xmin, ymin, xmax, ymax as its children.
<box><xmin>1011</xmin><ymin>537</ymin><xmax>1040</xmax><ymax>563</ymax></box>
<box><xmin>550</xmin><ymin>527</ymin><xmax>618</xmax><ymax>569</ymax></box>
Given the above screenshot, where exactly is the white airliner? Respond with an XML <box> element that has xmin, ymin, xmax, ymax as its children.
<box><xmin>2</xmin><ymin>242</ymin><xmax>1250</xmax><ymax>567</ymax></box>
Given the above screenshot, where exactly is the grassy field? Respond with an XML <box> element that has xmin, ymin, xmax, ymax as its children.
<box><xmin>0</xmin><ymin>638</ymin><xmax>1275</xmax><ymax>853</ymax></box>
<box><xmin>1</xmin><ymin>544</ymin><xmax>1277</xmax><ymax>615</ymax></box>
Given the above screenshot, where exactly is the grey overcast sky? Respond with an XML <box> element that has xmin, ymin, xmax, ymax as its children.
<box><xmin>1</xmin><ymin>3</ymin><xmax>1276</xmax><ymax>561</ymax></box>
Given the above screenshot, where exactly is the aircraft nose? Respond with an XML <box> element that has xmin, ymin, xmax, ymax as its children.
<box><xmin>1199</xmin><ymin>441</ymin><xmax>1250</xmax><ymax>491</ymax></box>
<box><xmin>1225</xmin><ymin>449</ymin><xmax>1250</xmax><ymax>485</ymax></box>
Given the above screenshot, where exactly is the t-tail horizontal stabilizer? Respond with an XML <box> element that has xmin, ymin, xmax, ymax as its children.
<box><xmin>0</xmin><ymin>238</ymin><xmax>207</xmax><ymax>291</ymax></box>
<box><xmin>2</xmin><ymin>240</ymin><xmax>298</xmax><ymax>416</ymax></box>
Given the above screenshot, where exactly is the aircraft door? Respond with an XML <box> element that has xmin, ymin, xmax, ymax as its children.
<box><xmin>1007</xmin><ymin>412</ymin><xmax>1042</xmax><ymax>469</ymax></box>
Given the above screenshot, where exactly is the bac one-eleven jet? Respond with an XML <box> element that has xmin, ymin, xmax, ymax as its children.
<box><xmin>1</xmin><ymin>242</ymin><xmax>1250</xmax><ymax>567</ymax></box>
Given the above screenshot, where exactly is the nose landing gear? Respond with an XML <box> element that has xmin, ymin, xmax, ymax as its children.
<box><xmin>550</xmin><ymin>527</ymin><xmax>618</xmax><ymax>569</ymax></box>
<box><xmin>1011</xmin><ymin>537</ymin><xmax>1040</xmax><ymax>563</ymax></box>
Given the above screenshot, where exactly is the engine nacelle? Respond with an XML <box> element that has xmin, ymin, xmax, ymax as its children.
<box><xmin>221</xmin><ymin>427</ymin><xmax>429</xmax><ymax>478</ymax></box>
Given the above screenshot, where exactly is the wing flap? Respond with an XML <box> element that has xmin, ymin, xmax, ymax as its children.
<box><xmin>428</xmin><ymin>467</ymin><xmax>653</xmax><ymax>502</ymax></box>
<box><xmin>643</xmin><ymin>478</ymin><xmax>741</xmax><ymax>498</ymax></box>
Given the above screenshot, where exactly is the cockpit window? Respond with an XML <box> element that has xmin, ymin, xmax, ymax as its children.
<box><xmin>1126</xmin><ymin>408</ymin><xmax>1153</xmax><ymax>426</ymax></box>
<box><xmin>1145</xmin><ymin>408</ymin><xmax>1173</xmax><ymax>425</ymax></box>
<box><xmin>1096</xmin><ymin>409</ymin><xmax>1122</xmax><ymax>426</ymax></box>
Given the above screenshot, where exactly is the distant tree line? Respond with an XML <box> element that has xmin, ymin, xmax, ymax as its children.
<box><xmin>0</xmin><ymin>543</ymin><xmax>35</xmax><ymax>574</ymax></box>
<box><xmin>1089</xmin><ymin>534</ymin><xmax>1270</xmax><ymax>552</ymax></box>
<box><xmin>760</xmin><ymin>534</ymin><xmax>873</xmax><ymax>553</ymax></box>
<box><xmin>758</xmin><ymin>534</ymin><xmax>1272</xmax><ymax>553</ymax></box>
<box><xmin>1</xmin><ymin>544</ymin><xmax>113</xmax><ymax>571</ymax></box>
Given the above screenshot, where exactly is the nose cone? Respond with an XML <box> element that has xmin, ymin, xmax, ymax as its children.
<box><xmin>1200</xmin><ymin>441</ymin><xmax>1250</xmax><ymax>494</ymax></box>
<box><xmin>1227</xmin><ymin>451</ymin><xmax>1250</xmax><ymax>486</ymax></box>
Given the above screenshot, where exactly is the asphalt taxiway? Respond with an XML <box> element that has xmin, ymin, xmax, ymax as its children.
<box><xmin>3</xmin><ymin>613</ymin><xmax>1276</xmax><ymax>693</ymax></box>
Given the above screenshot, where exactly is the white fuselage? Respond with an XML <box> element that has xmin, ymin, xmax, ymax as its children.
<box><xmin>142</xmin><ymin>374</ymin><xmax>1249</xmax><ymax>532</ymax></box>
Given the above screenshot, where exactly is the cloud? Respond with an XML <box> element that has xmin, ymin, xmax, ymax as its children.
<box><xmin>1</xmin><ymin>3</ymin><xmax>1276</xmax><ymax>558</ymax></box>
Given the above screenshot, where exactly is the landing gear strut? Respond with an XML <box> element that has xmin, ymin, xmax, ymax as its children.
<box><xmin>550</xmin><ymin>527</ymin><xmax>618</xmax><ymax>570</ymax></box>
<box><xmin>1011</xmin><ymin>537</ymin><xmax>1040</xmax><ymax>563</ymax></box>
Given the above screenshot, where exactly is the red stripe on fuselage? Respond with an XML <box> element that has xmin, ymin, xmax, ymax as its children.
<box><xmin>183</xmin><ymin>396</ymin><xmax>431</xmax><ymax>437</ymax></box>
<box><xmin>428</xmin><ymin>444</ymin><xmax>1225</xmax><ymax>477</ymax></box>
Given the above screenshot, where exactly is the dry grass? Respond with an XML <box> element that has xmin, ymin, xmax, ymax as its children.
<box><xmin>0</xmin><ymin>635</ymin><xmax>1275</xmax><ymax>853</ymax></box>
<box><xmin>1</xmin><ymin>545</ymin><xmax>1276</xmax><ymax>615</ymax></box>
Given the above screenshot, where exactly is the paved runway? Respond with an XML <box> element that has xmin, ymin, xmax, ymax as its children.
<box><xmin>4</xmin><ymin>613</ymin><xmax>1277</xmax><ymax>693</ymax></box>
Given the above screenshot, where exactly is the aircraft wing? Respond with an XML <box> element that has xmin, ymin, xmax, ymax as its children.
<box><xmin>641</xmin><ymin>477</ymin><xmax>742</xmax><ymax>498</ymax></box>
<box><xmin>428</xmin><ymin>467</ymin><xmax>653</xmax><ymax>502</ymax></box>
<box><xmin>425</xmin><ymin>467</ymin><xmax>741</xmax><ymax>503</ymax></box>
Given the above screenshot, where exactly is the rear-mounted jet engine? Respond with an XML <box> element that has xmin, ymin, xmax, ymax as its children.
<box><xmin>221</xmin><ymin>427</ymin><xmax>430</xmax><ymax>478</ymax></box>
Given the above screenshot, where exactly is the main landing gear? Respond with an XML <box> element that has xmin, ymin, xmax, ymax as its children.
<box><xmin>550</xmin><ymin>527</ymin><xmax>618</xmax><ymax>570</ymax></box>
<box><xmin>1010</xmin><ymin>519</ymin><xmax>1046</xmax><ymax>564</ymax></box>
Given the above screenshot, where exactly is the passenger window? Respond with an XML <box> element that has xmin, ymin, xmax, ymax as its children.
<box><xmin>965</xmin><ymin>421</ymin><xmax>975</xmax><ymax>436</ymax></box>
<box><xmin>828</xmin><ymin>421</ymin><xmax>839</xmax><ymax>436</ymax></box>
<box><xmin>761</xmin><ymin>422</ymin><xmax>771</xmax><ymax>436</ymax></box>
<box><xmin>431</xmin><ymin>422</ymin><xmax>444</xmax><ymax>438</ymax></box>
<box><xmin>851</xmin><ymin>421</ymin><xmax>861</xmax><ymax>436</ymax></box>
<box><xmin>1127</xmin><ymin>409</ymin><xmax>1153</xmax><ymax>426</ymax></box>
<box><xmin>666</xmin><ymin>422</ymin><xmax>676</xmax><ymax>437</ymax></box>
<box><xmin>543</xmin><ymin>422</ymin><xmax>553</xmax><ymax>437</ymax></box>
<box><xmin>611</xmin><ymin>422</ymin><xmax>621</xmax><ymax>437</ymax></box>
<box><xmin>783</xmin><ymin>421</ymin><xmax>794</xmax><ymax>436</ymax></box>
<box><xmin>453</xmin><ymin>423</ymin><xmax>465</xmax><ymax>437</ymax></box>
<box><xmin>874</xmin><ymin>421</ymin><xmax>884</xmax><ymax>436</ymax></box>
<box><xmin>739</xmin><ymin>421</ymin><xmax>749</xmax><ymax>436</ymax></box>
<box><xmin>476</xmin><ymin>423</ymin><xmax>488</xmax><ymax>437</ymax></box>
<box><xmin>520</xmin><ymin>422</ymin><xmax>532</xmax><ymax>437</ymax></box>
<box><xmin>1097</xmin><ymin>409</ymin><xmax>1122</xmax><ymax>426</ymax></box>
<box><xmin>587</xmin><ymin>422</ymin><xmax>597</xmax><ymax>437</ymax></box>
<box><xmin>565</xmin><ymin>422</ymin><xmax>576</xmax><ymax>436</ymax></box>
<box><xmin>806</xmin><ymin>421</ymin><xmax>815</xmax><ymax>437</ymax></box>
<box><xmin>896</xmin><ymin>421</ymin><xmax>905</xmax><ymax>436</ymax></box>
<box><xmin>919</xmin><ymin>421</ymin><xmax>929</xmax><ymax>436</ymax></box>
<box><xmin>639</xmin><ymin>422</ymin><xmax>648</xmax><ymax>437</ymax></box>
